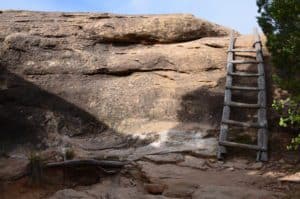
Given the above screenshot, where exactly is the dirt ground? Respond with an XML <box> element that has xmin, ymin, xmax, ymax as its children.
<box><xmin>1</xmin><ymin>139</ymin><xmax>299</xmax><ymax>199</ymax></box>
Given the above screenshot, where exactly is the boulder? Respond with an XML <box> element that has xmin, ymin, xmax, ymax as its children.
<box><xmin>144</xmin><ymin>183</ymin><xmax>166</xmax><ymax>195</ymax></box>
<box><xmin>49</xmin><ymin>182</ymin><xmax>172</xmax><ymax>199</ymax></box>
<box><xmin>0</xmin><ymin>157</ymin><xmax>29</xmax><ymax>180</ymax></box>
<box><xmin>163</xmin><ymin>182</ymin><xmax>198</xmax><ymax>198</ymax></box>
<box><xmin>0</xmin><ymin>11</ymin><xmax>261</xmax><ymax>161</ymax></box>
<box><xmin>178</xmin><ymin>155</ymin><xmax>207</xmax><ymax>170</ymax></box>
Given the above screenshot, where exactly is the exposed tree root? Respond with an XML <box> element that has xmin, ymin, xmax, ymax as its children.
<box><xmin>45</xmin><ymin>159</ymin><xmax>127</xmax><ymax>169</ymax></box>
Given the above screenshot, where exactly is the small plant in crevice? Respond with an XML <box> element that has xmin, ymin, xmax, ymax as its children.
<box><xmin>61</xmin><ymin>147</ymin><xmax>75</xmax><ymax>160</ymax></box>
<box><xmin>0</xmin><ymin>144</ymin><xmax>9</xmax><ymax>158</ymax></box>
<box><xmin>28</xmin><ymin>152</ymin><xmax>44</xmax><ymax>185</ymax></box>
<box><xmin>65</xmin><ymin>148</ymin><xmax>75</xmax><ymax>160</ymax></box>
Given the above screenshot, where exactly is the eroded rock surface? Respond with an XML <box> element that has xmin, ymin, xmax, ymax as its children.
<box><xmin>0</xmin><ymin>10</ymin><xmax>237</xmax><ymax>158</ymax></box>
<box><xmin>85</xmin><ymin>14</ymin><xmax>231</xmax><ymax>43</ymax></box>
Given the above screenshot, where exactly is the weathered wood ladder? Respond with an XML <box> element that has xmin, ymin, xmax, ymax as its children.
<box><xmin>217</xmin><ymin>28</ymin><xmax>268</xmax><ymax>161</ymax></box>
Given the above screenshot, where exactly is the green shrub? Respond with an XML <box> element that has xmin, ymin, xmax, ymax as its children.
<box><xmin>257</xmin><ymin>0</ymin><xmax>300</xmax><ymax>150</ymax></box>
<box><xmin>257</xmin><ymin>0</ymin><xmax>300</xmax><ymax>93</ymax></box>
<box><xmin>272</xmin><ymin>98</ymin><xmax>300</xmax><ymax>127</ymax></box>
<box><xmin>65</xmin><ymin>147</ymin><xmax>75</xmax><ymax>160</ymax></box>
<box><xmin>288</xmin><ymin>134</ymin><xmax>300</xmax><ymax>150</ymax></box>
<box><xmin>28</xmin><ymin>152</ymin><xmax>44</xmax><ymax>185</ymax></box>
<box><xmin>272</xmin><ymin>98</ymin><xmax>300</xmax><ymax>150</ymax></box>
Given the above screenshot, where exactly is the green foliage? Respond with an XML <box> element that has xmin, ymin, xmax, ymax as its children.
<box><xmin>258</xmin><ymin>0</ymin><xmax>300</xmax><ymax>150</ymax></box>
<box><xmin>257</xmin><ymin>0</ymin><xmax>300</xmax><ymax>93</ymax></box>
<box><xmin>287</xmin><ymin>134</ymin><xmax>300</xmax><ymax>150</ymax></box>
<box><xmin>28</xmin><ymin>152</ymin><xmax>44</xmax><ymax>185</ymax></box>
<box><xmin>272</xmin><ymin>98</ymin><xmax>300</xmax><ymax>150</ymax></box>
<box><xmin>272</xmin><ymin>98</ymin><xmax>300</xmax><ymax>127</ymax></box>
<box><xmin>64</xmin><ymin>147</ymin><xmax>75</xmax><ymax>160</ymax></box>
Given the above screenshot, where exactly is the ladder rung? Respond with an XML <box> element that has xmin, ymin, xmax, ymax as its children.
<box><xmin>228</xmin><ymin>49</ymin><xmax>258</xmax><ymax>53</ymax></box>
<box><xmin>222</xmin><ymin>119</ymin><xmax>265</xmax><ymax>128</ymax></box>
<box><xmin>230</xmin><ymin>60</ymin><xmax>262</xmax><ymax>64</ymax></box>
<box><xmin>225</xmin><ymin>101</ymin><xmax>260</xmax><ymax>108</ymax></box>
<box><xmin>228</xmin><ymin>72</ymin><xmax>261</xmax><ymax>77</ymax></box>
<box><xmin>226</xmin><ymin>85</ymin><xmax>261</xmax><ymax>91</ymax></box>
<box><xmin>219</xmin><ymin>141</ymin><xmax>266</xmax><ymax>151</ymax></box>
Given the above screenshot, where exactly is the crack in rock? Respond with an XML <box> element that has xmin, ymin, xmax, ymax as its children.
<box><xmin>84</xmin><ymin>68</ymin><xmax>189</xmax><ymax>76</ymax></box>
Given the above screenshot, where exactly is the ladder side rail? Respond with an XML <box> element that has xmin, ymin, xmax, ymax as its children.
<box><xmin>217</xmin><ymin>30</ymin><xmax>235</xmax><ymax>159</ymax></box>
<box><xmin>254</xmin><ymin>28</ymin><xmax>268</xmax><ymax>161</ymax></box>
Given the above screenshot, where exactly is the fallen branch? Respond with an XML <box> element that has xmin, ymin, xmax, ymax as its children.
<box><xmin>45</xmin><ymin>159</ymin><xmax>127</xmax><ymax>168</ymax></box>
<box><xmin>78</xmin><ymin>142</ymin><xmax>129</xmax><ymax>151</ymax></box>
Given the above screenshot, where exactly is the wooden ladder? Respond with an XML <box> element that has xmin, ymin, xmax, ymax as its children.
<box><xmin>217</xmin><ymin>28</ymin><xmax>268</xmax><ymax>161</ymax></box>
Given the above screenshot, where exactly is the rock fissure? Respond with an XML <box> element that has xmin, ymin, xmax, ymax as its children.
<box><xmin>204</xmin><ymin>43</ymin><xmax>225</xmax><ymax>48</ymax></box>
<box><xmin>84</xmin><ymin>68</ymin><xmax>190</xmax><ymax>76</ymax></box>
<box><xmin>152</xmin><ymin>73</ymin><xmax>176</xmax><ymax>81</ymax></box>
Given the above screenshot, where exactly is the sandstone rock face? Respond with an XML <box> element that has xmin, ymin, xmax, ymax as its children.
<box><xmin>85</xmin><ymin>14</ymin><xmax>231</xmax><ymax>43</ymax></box>
<box><xmin>0</xmin><ymin>10</ymin><xmax>238</xmax><ymax>159</ymax></box>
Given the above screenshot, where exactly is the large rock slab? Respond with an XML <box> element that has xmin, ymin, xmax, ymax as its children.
<box><xmin>136</xmin><ymin>161</ymin><xmax>283</xmax><ymax>198</ymax></box>
<box><xmin>48</xmin><ymin>181</ymin><xmax>173</xmax><ymax>199</ymax></box>
<box><xmin>192</xmin><ymin>185</ymin><xmax>278</xmax><ymax>199</ymax></box>
<box><xmin>0</xmin><ymin>11</ymin><xmax>234</xmax><ymax>155</ymax></box>
<box><xmin>0</xmin><ymin>11</ymin><xmax>264</xmax><ymax>162</ymax></box>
